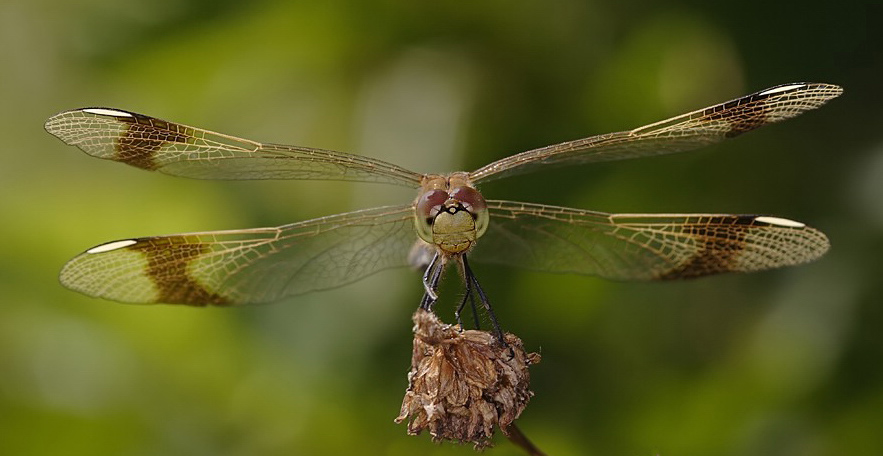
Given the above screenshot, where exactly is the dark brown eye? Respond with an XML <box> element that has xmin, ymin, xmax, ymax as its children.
<box><xmin>450</xmin><ymin>186</ymin><xmax>487</xmax><ymax>211</ymax></box>
<box><xmin>416</xmin><ymin>189</ymin><xmax>449</xmax><ymax>218</ymax></box>
<box><xmin>415</xmin><ymin>189</ymin><xmax>449</xmax><ymax>243</ymax></box>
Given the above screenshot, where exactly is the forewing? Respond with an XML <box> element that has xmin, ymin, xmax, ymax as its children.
<box><xmin>45</xmin><ymin>108</ymin><xmax>424</xmax><ymax>187</ymax></box>
<box><xmin>470</xmin><ymin>83</ymin><xmax>842</xmax><ymax>183</ymax></box>
<box><xmin>472</xmin><ymin>200</ymin><xmax>829</xmax><ymax>280</ymax></box>
<box><xmin>60</xmin><ymin>205</ymin><xmax>417</xmax><ymax>305</ymax></box>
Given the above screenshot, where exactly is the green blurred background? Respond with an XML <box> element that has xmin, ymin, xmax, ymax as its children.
<box><xmin>2</xmin><ymin>1</ymin><xmax>882</xmax><ymax>455</ymax></box>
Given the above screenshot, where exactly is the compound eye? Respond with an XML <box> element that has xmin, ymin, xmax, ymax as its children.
<box><xmin>450</xmin><ymin>186</ymin><xmax>489</xmax><ymax>237</ymax></box>
<box><xmin>450</xmin><ymin>186</ymin><xmax>487</xmax><ymax>211</ymax></box>
<box><xmin>416</xmin><ymin>189</ymin><xmax>449</xmax><ymax>219</ymax></box>
<box><xmin>415</xmin><ymin>189</ymin><xmax>449</xmax><ymax>242</ymax></box>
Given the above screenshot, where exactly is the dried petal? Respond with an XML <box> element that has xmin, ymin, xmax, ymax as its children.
<box><xmin>395</xmin><ymin>309</ymin><xmax>540</xmax><ymax>449</ymax></box>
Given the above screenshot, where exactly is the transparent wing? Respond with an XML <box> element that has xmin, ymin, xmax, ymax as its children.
<box><xmin>472</xmin><ymin>200</ymin><xmax>829</xmax><ymax>280</ymax></box>
<box><xmin>60</xmin><ymin>205</ymin><xmax>417</xmax><ymax>305</ymax></box>
<box><xmin>45</xmin><ymin>108</ymin><xmax>425</xmax><ymax>187</ymax></box>
<box><xmin>469</xmin><ymin>83</ymin><xmax>842</xmax><ymax>183</ymax></box>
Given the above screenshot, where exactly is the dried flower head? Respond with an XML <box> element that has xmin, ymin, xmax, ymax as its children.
<box><xmin>395</xmin><ymin>309</ymin><xmax>541</xmax><ymax>449</ymax></box>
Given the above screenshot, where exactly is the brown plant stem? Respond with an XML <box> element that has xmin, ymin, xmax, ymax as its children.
<box><xmin>505</xmin><ymin>423</ymin><xmax>547</xmax><ymax>456</ymax></box>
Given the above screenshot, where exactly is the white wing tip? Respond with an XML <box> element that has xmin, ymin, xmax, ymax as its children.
<box><xmin>81</xmin><ymin>108</ymin><xmax>134</xmax><ymax>118</ymax></box>
<box><xmin>755</xmin><ymin>216</ymin><xmax>806</xmax><ymax>228</ymax></box>
<box><xmin>758</xmin><ymin>83</ymin><xmax>809</xmax><ymax>96</ymax></box>
<box><xmin>86</xmin><ymin>239</ymin><xmax>138</xmax><ymax>254</ymax></box>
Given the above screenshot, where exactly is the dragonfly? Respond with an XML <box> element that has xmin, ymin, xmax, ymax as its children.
<box><xmin>46</xmin><ymin>82</ymin><xmax>840</xmax><ymax>336</ymax></box>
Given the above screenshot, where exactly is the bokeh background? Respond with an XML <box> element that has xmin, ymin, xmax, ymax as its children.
<box><xmin>2</xmin><ymin>1</ymin><xmax>882</xmax><ymax>455</ymax></box>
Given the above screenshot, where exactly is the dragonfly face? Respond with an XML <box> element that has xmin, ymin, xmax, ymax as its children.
<box><xmin>45</xmin><ymin>82</ymin><xmax>841</xmax><ymax>325</ymax></box>
<box><xmin>415</xmin><ymin>173</ymin><xmax>489</xmax><ymax>255</ymax></box>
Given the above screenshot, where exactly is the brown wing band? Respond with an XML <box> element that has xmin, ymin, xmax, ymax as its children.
<box><xmin>116</xmin><ymin>113</ymin><xmax>191</xmax><ymax>170</ymax></box>
<box><xmin>130</xmin><ymin>239</ymin><xmax>229</xmax><ymax>305</ymax></box>
<box><xmin>656</xmin><ymin>216</ymin><xmax>753</xmax><ymax>279</ymax></box>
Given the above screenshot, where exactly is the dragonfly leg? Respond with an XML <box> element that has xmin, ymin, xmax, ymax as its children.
<box><xmin>455</xmin><ymin>257</ymin><xmax>482</xmax><ymax>331</ymax></box>
<box><xmin>469</xmin><ymin>292</ymin><xmax>481</xmax><ymax>330</ymax></box>
<box><xmin>421</xmin><ymin>252</ymin><xmax>440</xmax><ymax>302</ymax></box>
<box><xmin>455</xmin><ymin>280</ymin><xmax>470</xmax><ymax>329</ymax></box>
<box><xmin>419</xmin><ymin>252</ymin><xmax>444</xmax><ymax>311</ymax></box>
<box><xmin>462</xmin><ymin>255</ymin><xmax>507</xmax><ymax>347</ymax></box>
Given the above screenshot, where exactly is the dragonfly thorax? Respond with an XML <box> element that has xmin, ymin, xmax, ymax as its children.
<box><xmin>415</xmin><ymin>174</ymin><xmax>489</xmax><ymax>255</ymax></box>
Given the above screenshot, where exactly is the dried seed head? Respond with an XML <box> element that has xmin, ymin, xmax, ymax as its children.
<box><xmin>395</xmin><ymin>309</ymin><xmax>541</xmax><ymax>449</ymax></box>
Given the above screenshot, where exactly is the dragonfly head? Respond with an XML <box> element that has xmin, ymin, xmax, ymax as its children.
<box><xmin>415</xmin><ymin>178</ymin><xmax>489</xmax><ymax>254</ymax></box>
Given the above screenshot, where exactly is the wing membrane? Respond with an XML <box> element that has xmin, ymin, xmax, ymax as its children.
<box><xmin>470</xmin><ymin>83</ymin><xmax>842</xmax><ymax>183</ymax></box>
<box><xmin>472</xmin><ymin>200</ymin><xmax>829</xmax><ymax>280</ymax></box>
<box><xmin>59</xmin><ymin>205</ymin><xmax>417</xmax><ymax>305</ymax></box>
<box><xmin>45</xmin><ymin>108</ymin><xmax>425</xmax><ymax>187</ymax></box>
